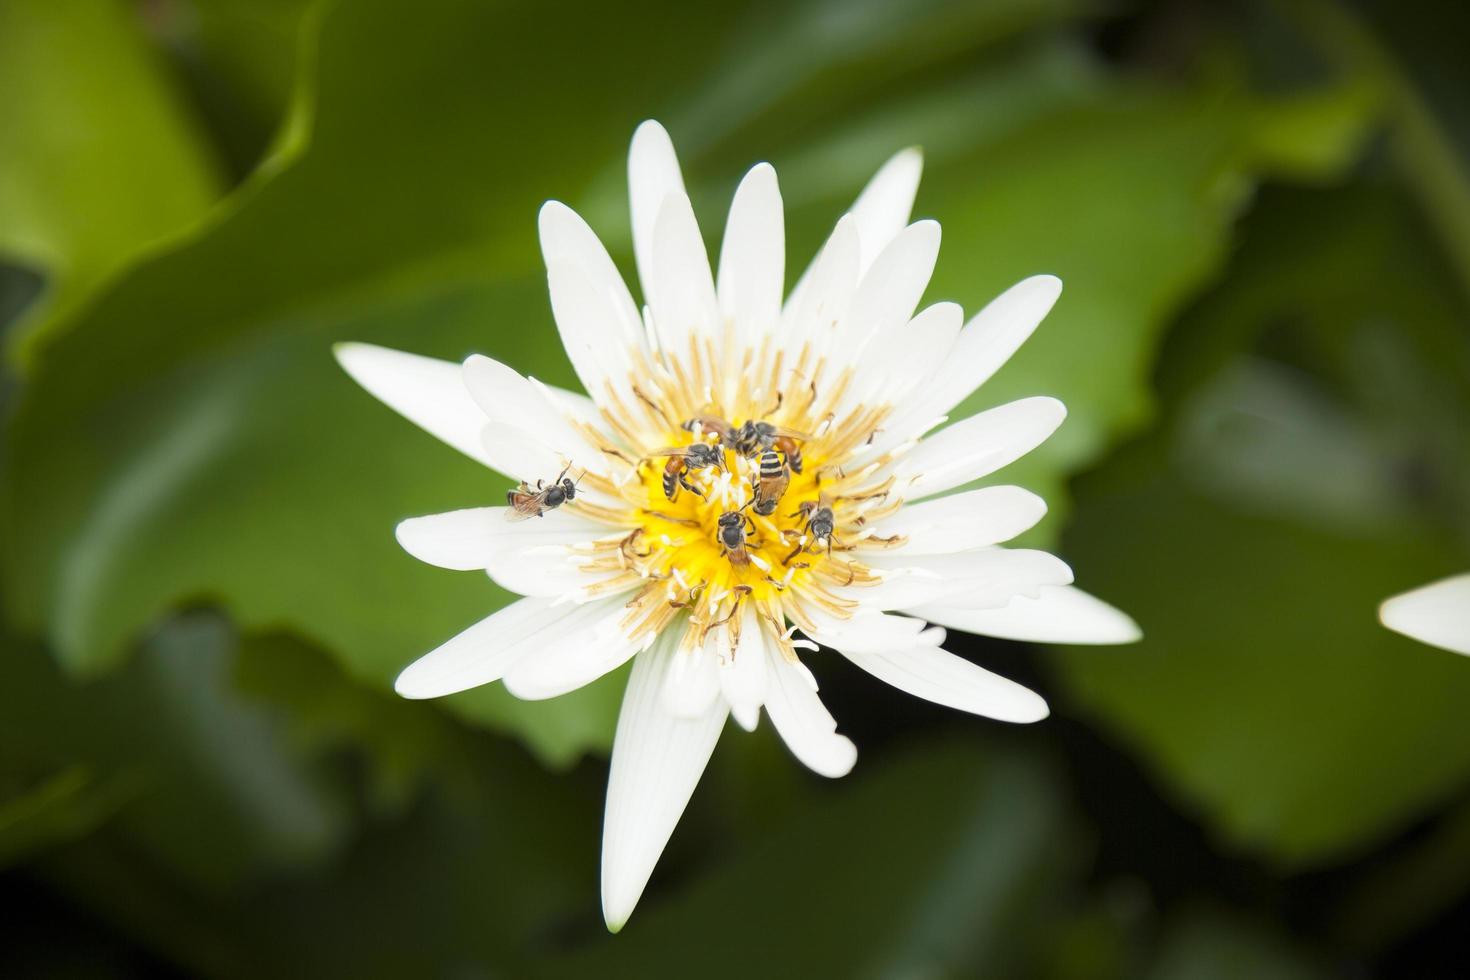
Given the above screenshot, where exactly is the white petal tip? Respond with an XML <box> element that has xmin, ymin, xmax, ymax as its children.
<box><xmin>392</xmin><ymin>671</ymin><xmax>441</xmax><ymax>700</ymax></box>
<box><xmin>1006</xmin><ymin>694</ymin><xmax>1051</xmax><ymax>724</ymax></box>
<box><xmin>1379</xmin><ymin>574</ymin><xmax>1470</xmax><ymax>655</ymax></box>
<box><xmin>732</xmin><ymin>704</ymin><xmax>760</xmax><ymax>732</ymax></box>
<box><xmin>631</xmin><ymin>119</ymin><xmax>675</xmax><ymax>154</ymax></box>
<box><xmin>817</xmin><ymin>738</ymin><xmax>859</xmax><ymax>779</ymax></box>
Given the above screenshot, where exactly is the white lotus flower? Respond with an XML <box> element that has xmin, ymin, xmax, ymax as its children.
<box><xmin>335</xmin><ymin>121</ymin><xmax>1140</xmax><ymax>931</ymax></box>
<box><xmin>1380</xmin><ymin>573</ymin><xmax>1470</xmax><ymax>656</ymax></box>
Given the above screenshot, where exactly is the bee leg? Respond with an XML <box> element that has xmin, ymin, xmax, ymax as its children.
<box><xmin>783</xmin><ymin>542</ymin><xmax>805</xmax><ymax>565</ymax></box>
<box><xmin>678</xmin><ymin>473</ymin><xmax>705</xmax><ymax>497</ymax></box>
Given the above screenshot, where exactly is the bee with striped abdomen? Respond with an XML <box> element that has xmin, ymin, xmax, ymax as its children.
<box><xmin>734</xmin><ymin>420</ymin><xmax>809</xmax><ymax>474</ymax></box>
<box><xmin>647</xmin><ymin>442</ymin><xmax>724</xmax><ymax>501</ymax></box>
<box><xmin>749</xmin><ymin>449</ymin><xmax>792</xmax><ymax>516</ymax></box>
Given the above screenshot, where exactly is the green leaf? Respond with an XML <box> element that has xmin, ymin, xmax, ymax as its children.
<box><xmin>0</xmin><ymin>4</ymin><xmax>1379</xmax><ymax>766</ymax></box>
<box><xmin>543</xmin><ymin>739</ymin><xmax>1077</xmax><ymax>978</ymax></box>
<box><xmin>0</xmin><ymin>0</ymin><xmax>222</xmax><ymax>354</ymax></box>
<box><xmin>0</xmin><ymin>616</ymin><xmax>349</xmax><ymax>891</ymax></box>
<box><xmin>1050</xmin><ymin>185</ymin><xmax>1470</xmax><ymax>866</ymax></box>
<box><xmin>0</xmin><ymin>765</ymin><xmax>120</xmax><ymax>870</ymax></box>
<box><xmin>1145</xmin><ymin>910</ymin><xmax>1329</xmax><ymax>980</ymax></box>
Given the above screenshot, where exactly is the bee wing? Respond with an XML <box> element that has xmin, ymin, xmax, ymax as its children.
<box><xmin>643</xmin><ymin>445</ymin><xmax>700</xmax><ymax>459</ymax></box>
<box><xmin>770</xmin><ymin>425</ymin><xmax>814</xmax><ymax>441</ymax></box>
<box><xmin>503</xmin><ymin>491</ymin><xmax>543</xmax><ymax>520</ymax></box>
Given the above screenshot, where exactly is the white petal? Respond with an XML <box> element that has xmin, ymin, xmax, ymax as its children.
<box><xmin>779</xmin><ymin>215</ymin><xmax>860</xmax><ymax>356</ymax></box>
<box><xmin>394</xmin><ymin>596</ymin><xmax>564</xmax><ymax>699</ymax></box>
<box><xmin>628</xmin><ymin>120</ymin><xmax>687</xmax><ymax>307</ymax></box>
<box><xmin>848</xmin><ymin>147</ymin><xmax>923</xmax><ymax>277</ymax></box>
<box><xmin>915</xmin><ymin>585</ymin><xmax>1142</xmax><ymax>645</ymax></box>
<box><xmin>875</xmin><ymin>486</ymin><xmax>1047</xmax><ymax>555</ymax></box>
<box><xmin>870</xmin><ymin>275</ymin><xmax>1061</xmax><ymax>455</ymax></box>
<box><xmin>717</xmin><ymin>162</ymin><xmax>784</xmax><ymax>352</ymax></box>
<box><xmin>718</xmin><ymin>605</ymin><xmax>769</xmax><ymax>732</ymax></box>
<box><xmin>479</xmin><ymin>423</ymin><xmax>572</xmax><ymax>486</ymax></box>
<box><xmin>661</xmin><ymin>637</ymin><xmax>722</xmax><ymax>719</ymax></box>
<box><xmin>762</xmin><ymin>647</ymin><xmax>857</xmax><ymax>778</ymax></box>
<box><xmin>648</xmin><ymin>191</ymin><xmax>720</xmax><ymax>354</ymax></box>
<box><xmin>859</xmin><ymin>547</ymin><xmax>1074</xmax><ymax>611</ymax></box>
<box><xmin>461</xmin><ymin>355</ymin><xmax>612</xmax><ymax>477</ymax></box>
<box><xmin>817</xmin><ymin>613</ymin><xmax>1048</xmax><ymax>723</ymax></box>
<box><xmin>540</xmin><ymin>201</ymin><xmax>647</xmax><ymax>405</ymax></box>
<box><xmin>395</xmin><ymin>505</ymin><xmax>606</xmax><ymax>571</ymax></box>
<box><xmin>833</xmin><ymin>220</ymin><xmax>940</xmax><ymax>363</ymax></box>
<box><xmin>334</xmin><ymin>343</ymin><xmax>495</xmax><ymax>468</ymax></box>
<box><xmin>602</xmin><ymin>635</ymin><xmax>727</xmax><ymax>932</ymax></box>
<box><xmin>893</xmin><ymin>396</ymin><xmax>1066</xmax><ymax>501</ymax></box>
<box><xmin>502</xmin><ymin>600</ymin><xmax>643</xmax><ymax>700</ymax></box>
<box><xmin>482</xmin><ymin>543</ymin><xmax>621</xmax><ymax>600</ymax></box>
<box><xmin>1380</xmin><ymin>573</ymin><xmax>1470</xmax><ymax>656</ymax></box>
<box><xmin>851</xmin><ymin>301</ymin><xmax>963</xmax><ymax>408</ymax></box>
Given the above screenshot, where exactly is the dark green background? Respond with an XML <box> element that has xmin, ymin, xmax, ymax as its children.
<box><xmin>2</xmin><ymin>0</ymin><xmax>1468</xmax><ymax>976</ymax></box>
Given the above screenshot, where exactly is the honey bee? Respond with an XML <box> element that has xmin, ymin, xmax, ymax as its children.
<box><xmin>784</xmin><ymin>500</ymin><xmax>836</xmax><ymax>562</ymax></box>
<box><xmin>749</xmin><ymin>449</ymin><xmax>792</xmax><ymax>516</ymax></box>
<box><xmin>734</xmin><ymin>420</ymin><xmax>809</xmax><ymax>473</ymax></box>
<box><xmin>505</xmin><ymin>465</ymin><xmax>579</xmax><ymax>520</ymax></box>
<box><xmin>681</xmin><ymin>415</ymin><xmax>736</xmax><ymax>446</ymax></box>
<box><xmin>647</xmin><ymin>442</ymin><xmax>725</xmax><ymax>501</ymax></box>
<box><xmin>716</xmin><ymin>510</ymin><xmax>757</xmax><ymax>566</ymax></box>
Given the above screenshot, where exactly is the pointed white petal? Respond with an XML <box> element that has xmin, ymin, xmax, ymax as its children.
<box><xmin>875</xmin><ymin>486</ymin><xmax>1047</xmax><ymax>555</ymax></box>
<box><xmin>661</xmin><ymin>637</ymin><xmax>722</xmax><ymax>719</ymax></box>
<box><xmin>849</xmin><ymin>147</ymin><xmax>923</xmax><ymax>277</ymax></box>
<box><xmin>860</xmin><ymin>547</ymin><xmax>1074</xmax><ymax>611</ymax></box>
<box><xmin>717</xmin><ymin>162</ymin><xmax>784</xmax><ymax>351</ymax></box>
<box><xmin>461</xmin><ymin>355</ymin><xmax>611</xmax><ymax>477</ymax></box>
<box><xmin>394</xmin><ymin>596</ymin><xmax>564</xmax><ymax>699</ymax></box>
<box><xmin>334</xmin><ymin>343</ymin><xmax>495</xmax><ymax>468</ymax></box>
<box><xmin>852</xmin><ymin>301</ymin><xmax>963</xmax><ymax>407</ymax></box>
<box><xmin>649</xmin><ymin>191</ymin><xmax>721</xmax><ymax>354</ymax></box>
<box><xmin>833</xmin><ymin>220</ymin><xmax>940</xmax><ymax>362</ymax></box>
<box><xmin>602</xmin><ymin>636</ymin><xmax>726</xmax><ymax>932</ymax></box>
<box><xmin>502</xmin><ymin>600</ymin><xmax>643</xmax><ymax>700</ymax></box>
<box><xmin>395</xmin><ymin>505</ymin><xmax>606</xmax><ymax>571</ymax></box>
<box><xmin>894</xmin><ymin>396</ymin><xmax>1066</xmax><ymax>501</ymax></box>
<box><xmin>478</xmin><ymin>423</ymin><xmax>573</xmax><ymax>486</ymax></box>
<box><xmin>628</xmin><ymin>120</ymin><xmax>687</xmax><ymax>307</ymax></box>
<box><xmin>869</xmin><ymin>276</ymin><xmax>1062</xmax><ymax>456</ymax></box>
<box><xmin>1380</xmin><ymin>573</ymin><xmax>1470</xmax><ymax>656</ymax></box>
<box><xmin>540</xmin><ymin>201</ymin><xmax>647</xmax><ymax>406</ymax></box>
<box><xmin>763</xmin><ymin>647</ymin><xmax>856</xmax><ymax>778</ymax></box>
<box><xmin>915</xmin><ymin>585</ymin><xmax>1142</xmax><ymax>645</ymax></box>
<box><xmin>779</xmin><ymin>215</ymin><xmax>860</xmax><ymax>359</ymax></box>
<box><xmin>718</xmin><ymin>605</ymin><xmax>769</xmax><ymax>732</ymax></box>
<box><xmin>816</xmin><ymin>612</ymin><xmax>1048</xmax><ymax>723</ymax></box>
<box><xmin>482</xmin><ymin>543</ymin><xmax>625</xmax><ymax>600</ymax></box>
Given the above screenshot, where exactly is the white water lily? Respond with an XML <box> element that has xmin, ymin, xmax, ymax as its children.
<box><xmin>1380</xmin><ymin>574</ymin><xmax>1470</xmax><ymax>656</ymax></box>
<box><xmin>335</xmin><ymin>120</ymin><xmax>1140</xmax><ymax>931</ymax></box>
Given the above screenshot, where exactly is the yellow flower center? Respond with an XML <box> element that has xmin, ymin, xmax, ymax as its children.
<box><xmin>560</xmin><ymin>342</ymin><xmax>907</xmax><ymax>660</ymax></box>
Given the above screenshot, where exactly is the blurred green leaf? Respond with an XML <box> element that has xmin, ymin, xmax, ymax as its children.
<box><xmin>0</xmin><ymin>617</ymin><xmax>348</xmax><ymax>891</ymax></box>
<box><xmin>155</xmin><ymin>0</ymin><xmax>321</xmax><ymax>178</ymax></box>
<box><xmin>1051</xmin><ymin>184</ymin><xmax>1470</xmax><ymax>866</ymax></box>
<box><xmin>0</xmin><ymin>1</ymin><xmax>1380</xmax><ymax>769</ymax></box>
<box><xmin>0</xmin><ymin>0</ymin><xmax>222</xmax><ymax>355</ymax></box>
<box><xmin>1145</xmin><ymin>909</ymin><xmax>1328</xmax><ymax>980</ymax></box>
<box><xmin>543</xmin><ymin>739</ymin><xmax>1077</xmax><ymax>979</ymax></box>
<box><xmin>0</xmin><ymin>0</ymin><xmax>1095</xmax><ymax>766</ymax></box>
<box><xmin>0</xmin><ymin>766</ymin><xmax>119</xmax><ymax>870</ymax></box>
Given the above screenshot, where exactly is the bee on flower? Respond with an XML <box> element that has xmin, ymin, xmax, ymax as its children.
<box><xmin>335</xmin><ymin>120</ymin><xmax>1141</xmax><ymax>931</ymax></box>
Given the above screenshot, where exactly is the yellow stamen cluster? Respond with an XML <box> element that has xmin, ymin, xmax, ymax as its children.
<box><xmin>559</xmin><ymin>336</ymin><xmax>910</xmax><ymax>660</ymax></box>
